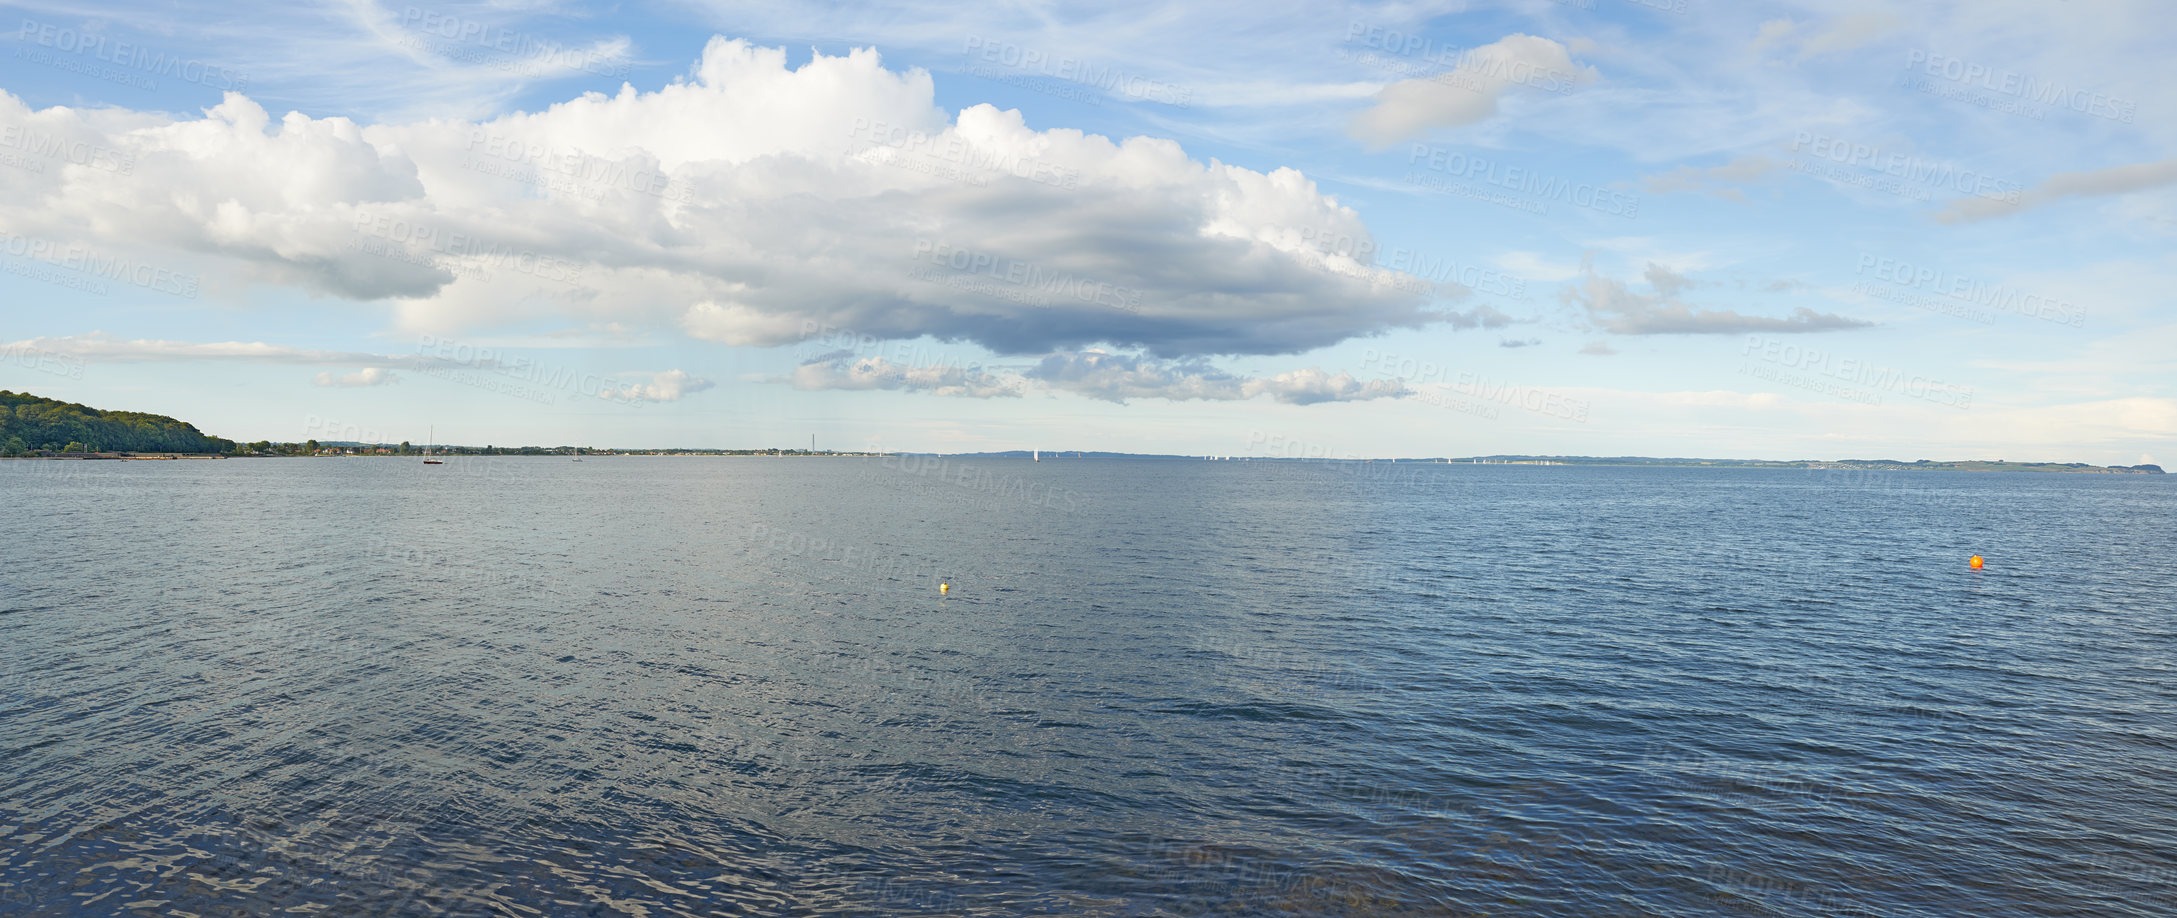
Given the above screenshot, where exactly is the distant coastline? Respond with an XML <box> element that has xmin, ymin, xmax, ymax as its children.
<box><xmin>918</xmin><ymin>452</ymin><xmax>2166</xmax><ymax>474</ymax></box>
<box><xmin>13</xmin><ymin>448</ymin><xmax>2154</xmax><ymax>475</ymax></box>
<box><xmin>1</xmin><ymin>390</ymin><xmax>2158</xmax><ymax>473</ymax></box>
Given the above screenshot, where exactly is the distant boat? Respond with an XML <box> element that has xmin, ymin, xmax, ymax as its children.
<box><xmin>1033</xmin><ymin>449</ymin><xmax>1040</xmax><ymax>462</ymax></box>
<box><xmin>423</xmin><ymin>426</ymin><xmax>444</xmax><ymax>465</ymax></box>
<box><xmin>572</xmin><ymin>443</ymin><xmax>583</xmax><ymax>462</ymax></box>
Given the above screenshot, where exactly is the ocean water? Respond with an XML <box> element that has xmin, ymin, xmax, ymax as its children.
<box><xmin>1</xmin><ymin>457</ymin><xmax>2172</xmax><ymax>916</ymax></box>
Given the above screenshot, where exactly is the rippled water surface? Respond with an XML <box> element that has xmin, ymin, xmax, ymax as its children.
<box><xmin>2</xmin><ymin>457</ymin><xmax>2173</xmax><ymax>916</ymax></box>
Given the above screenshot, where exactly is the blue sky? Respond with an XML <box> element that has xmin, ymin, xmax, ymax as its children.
<box><xmin>1</xmin><ymin>0</ymin><xmax>2171</xmax><ymax>462</ymax></box>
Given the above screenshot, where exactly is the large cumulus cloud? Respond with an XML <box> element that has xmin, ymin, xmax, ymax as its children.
<box><xmin>3</xmin><ymin>37</ymin><xmax>1463</xmax><ymax>359</ymax></box>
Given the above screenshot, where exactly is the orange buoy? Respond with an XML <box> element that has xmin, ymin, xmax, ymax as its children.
<box><xmin>1969</xmin><ymin>555</ymin><xmax>1984</xmax><ymax>570</ymax></box>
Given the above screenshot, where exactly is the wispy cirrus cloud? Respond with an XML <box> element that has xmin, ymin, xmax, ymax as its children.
<box><xmin>9</xmin><ymin>332</ymin><xmax>713</xmax><ymax>402</ymax></box>
<box><xmin>1347</xmin><ymin>33</ymin><xmax>1595</xmax><ymax>147</ymax></box>
<box><xmin>4</xmin><ymin>332</ymin><xmax>419</xmax><ymax>366</ymax></box>
<box><xmin>1936</xmin><ymin>158</ymin><xmax>2177</xmax><ymax>224</ymax></box>
<box><xmin>1561</xmin><ymin>261</ymin><xmax>1872</xmax><ymax>336</ymax></box>
<box><xmin>1749</xmin><ymin>13</ymin><xmax>1905</xmax><ymax>63</ymax></box>
<box><xmin>1024</xmin><ymin>351</ymin><xmax>1407</xmax><ymax>405</ymax></box>
<box><xmin>1642</xmin><ymin>155</ymin><xmax>1781</xmax><ymax>201</ymax></box>
<box><xmin>313</xmin><ymin>367</ymin><xmax>399</xmax><ymax>387</ymax></box>
<box><xmin>788</xmin><ymin>353</ymin><xmax>1021</xmax><ymax>398</ymax></box>
<box><xmin>783</xmin><ymin>349</ymin><xmax>1407</xmax><ymax>405</ymax></box>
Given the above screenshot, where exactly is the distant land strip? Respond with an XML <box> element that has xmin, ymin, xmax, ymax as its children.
<box><xmin>1</xmin><ymin>390</ymin><xmax>2159</xmax><ymax>472</ymax></box>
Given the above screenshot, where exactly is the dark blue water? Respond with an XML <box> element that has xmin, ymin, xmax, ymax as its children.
<box><xmin>2</xmin><ymin>458</ymin><xmax>2172</xmax><ymax>916</ymax></box>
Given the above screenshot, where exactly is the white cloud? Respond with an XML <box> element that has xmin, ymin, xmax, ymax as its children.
<box><xmin>313</xmin><ymin>367</ymin><xmax>398</xmax><ymax>387</ymax></box>
<box><xmin>784</xmin><ymin>349</ymin><xmax>1407</xmax><ymax>404</ymax></box>
<box><xmin>1561</xmin><ymin>260</ymin><xmax>1872</xmax><ymax>335</ymax></box>
<box><xmin>1347</xmin><ymin>34</ymin><xmax>1595</xmax><ymax>147</ymax></box>
<box><xmin>1</xmin><ymin>37</ymin><xmax>1448</xmax><ymax>359</ymax></box>
<box><xmin>12</xmin><ymin>332</ymin><xmax>716</xmax><ymax>403</ymax></box>
<box><xmin>599</xmin><ymin>369</ymin><xmax>715</xmax><ymax>402</ymax></box>
<box><xmin>1023</xmin><ymin>351</ymin><xmax>1406</xmax><ymax>405</ymax></box>
<box><xmin>789</xmin><ymin>354</ymin><xmax>1022</xmax><ymax>398</ymax></box>
<box><xmin>1642</xmin><ymin>155</ymin><xmax>1781</xmax><ymax>201</ymax></box>
<box><xmin>1936</xmin><ymin>158</ymin><xmax>2177</xmax><ymax>224</ymax></box>
<box><xmin>1493</xmin><ymin>251</ymin><xmax>1582</xmax><ymax>283</ymax></box>
<box><xmin>1752</xmin><ymin>14</ymin><xmax>1904</xmax><ymax>63</ymax></box>
<box><xmin>5</xmin><ymin>331</ymin><xmax>412</xmax><ymax>365</ymax></box>
<box><xmin>1248</xmin><ymin>366</ymin><xmax>1409</xmax><ymax>405</ymax></box>
<box><xmin>1444</xmin><ymin>304</ymin><xmax>1517</xmax><ymax>330</ymax></box>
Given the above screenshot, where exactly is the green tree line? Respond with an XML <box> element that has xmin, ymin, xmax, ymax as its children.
<box><xmin>0</xmin><ymin>390</ymin><xmax>238</xmax><ymax>456</ymax></box>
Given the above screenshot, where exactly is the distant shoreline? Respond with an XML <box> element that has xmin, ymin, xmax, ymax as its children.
<box><xmin>1</xmin><ymin>453</ymin><xmax>227</xmax><ymax>461</ymax></box>
<box><xmin>7</xmin><ymin>451</ymin><xmax>2158</xmax><ymax>474</ymax></box>
<box><xmin>2</xmin><ymin>391</ymin><xmax>2156</xmax><ymax>473</ymax></box>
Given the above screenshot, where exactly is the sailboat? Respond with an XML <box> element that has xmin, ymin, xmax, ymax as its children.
<box><xmin>423</xmin><ymin>426</ymin><xmax>444</xmax><ymax>465</ymax></box>
<box><xmin>1033</xmin><ymin>449</ymin><xmax>1040</xmax><ymax>462</ymax></box>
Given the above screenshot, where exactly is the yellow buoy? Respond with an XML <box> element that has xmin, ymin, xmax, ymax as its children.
<box><xmin>939</xmin><ymin>582</ymin><xmax>949</xmax><ymax>594</ymax></box>
<box><xmin>1969</xmin><ymin>555</ymin><xmax>1984</xmax><ymax>570</ymax></box>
